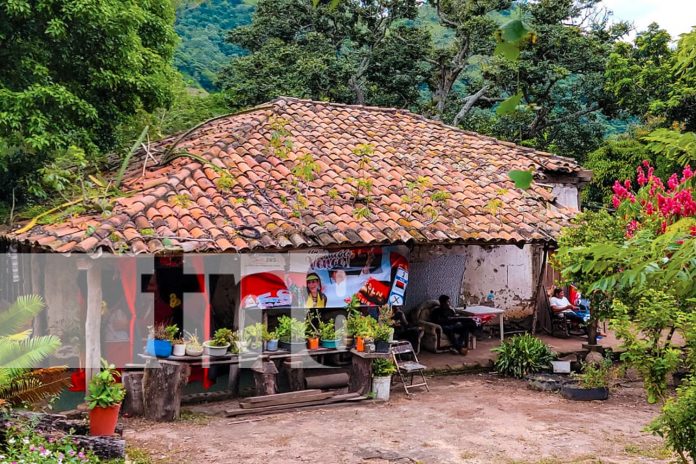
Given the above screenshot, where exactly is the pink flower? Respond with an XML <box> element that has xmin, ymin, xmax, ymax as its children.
<box><xmin>682</xmin><ymin>165</ymin><xmax>693</xmax><ymax>182</ymax></box>
<box><xmin>612</xmin><ymin>196</ymin><xmax>620</xmax><ymax>208</ymax></box>
<box><xmin>668</xmin><ymin>173</ymin><xmax>679</xmax><ymax>191</ymax></box>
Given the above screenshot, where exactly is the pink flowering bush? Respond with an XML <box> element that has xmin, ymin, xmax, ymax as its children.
<box><xmin>0</xmin><ymin>422</ymin><xmax>101</xmax><ymax>464</ymax></box>
<box><xmin>612</xmin><ymin>161</ymin><xmax>696</xmax><ymax>238</ymax></box>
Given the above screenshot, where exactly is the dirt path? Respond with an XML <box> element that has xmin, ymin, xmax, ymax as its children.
<box><xmin>124</xmin><ymin>374</ymin><xmax>671</xmax><ymax>464</ymax></box>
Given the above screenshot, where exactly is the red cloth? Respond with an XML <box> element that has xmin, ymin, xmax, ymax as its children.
<box><xmin>118</xmin><ymin>258</ymin><xmax>138</xmax><ymax>363</ymax></box>
<box><xmin>190</xmin><ymin>256</ymin><xmax>213</xmax><ymax>390</ymax></box>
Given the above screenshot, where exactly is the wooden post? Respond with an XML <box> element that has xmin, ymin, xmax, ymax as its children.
<box><xmin>122</xmin><ymin>371</ymin><xmax>145</xmax><ymax>417</ymax></box>
<box><xmin>227</xmin><ymin>364</ymin><xmax>240</xmax><ymax>395</ymax></box>
<box><xmin>142</xmin><ymin>358</ymin><xmax>191</xmax><ymax>421</ymax></box>
<box><xmin>84</xmin><ymin>259</ymin><xmax>102</xmax><ymax>391</ymax></box>
<box><xmin>252</xmin><ymin>358</ymin><xmax>278</xmax><ymax>396</ymax></box>
<box><xmin>285</xmin><ymin>357</ymin><xmax>305</xmax><ymax>391</ymax></box>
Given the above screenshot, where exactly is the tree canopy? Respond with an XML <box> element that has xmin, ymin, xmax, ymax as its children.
<box><xmin>0</xmin><ymin>0</ymin><xmax>178</xmax><ymax>202</ymax></box>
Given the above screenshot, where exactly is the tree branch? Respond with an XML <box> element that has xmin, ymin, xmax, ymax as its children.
<box><xmin>452</xmin><ymin>85</ymin><xmax>490</xmax><ymax>126</ymax></box>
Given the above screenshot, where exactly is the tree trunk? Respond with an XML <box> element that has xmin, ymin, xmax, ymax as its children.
<box><xmin>349</xmin><ymin>355</ymin><xmax>373</xmax><ymax>395</ymax></box>
<box><xmin>122</xmin><ymin>371</ymin><xmax>144</xmax><ymax>417</ymax></box>
<box><xmin>142</xmin><ymin>359</ymin><xmax>191</xmax><ymax>421</ymax></box>
<box><xmin>284</xmin><ymin>358</ymin><xmax>305</xmax><ymax>392</ymax></box>
<box><xmin>252</xmin><ymin>359</ymin><xmax>278</xmax><ymax>396</ymax></box>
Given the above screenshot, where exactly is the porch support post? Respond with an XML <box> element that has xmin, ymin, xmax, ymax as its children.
<box><xmin>84</xmin><ymin>259</ymin><xmax>102</xmax><ymax>392</ymax></box>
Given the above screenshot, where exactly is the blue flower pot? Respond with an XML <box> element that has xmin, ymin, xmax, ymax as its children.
<box><xmin>320</xmin><ymin>339</ymin><xmax>339</xmax><ymax>349</ymax></box>
<box><xmin>266</xmin><ymin>339</ymin><xmax>279</xmax><ymax>352</ymax></box>
<box><xmin>146</xmin><ymin>338</ymin><xmax>172</xmax><ymax>358</ymax></box>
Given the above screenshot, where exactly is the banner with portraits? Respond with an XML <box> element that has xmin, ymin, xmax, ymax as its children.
<box><xmin>239</xmin><ymin>246</ymin><xmax>410</xmax><ymax>310</ymax></box>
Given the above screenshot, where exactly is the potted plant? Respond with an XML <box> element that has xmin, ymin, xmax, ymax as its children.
<box><xmin>306</xmin><ymin>319</ymin><xmax>320</xmax><ymax>350</ymax></box>
<box><xmin>172</xmin><ymin>336</ymin><xmax>186</xmax><ymax>356</ymax></box>
<box><xmin>276</xmin><ymin>315</ymin><xmax>307</xmax><ymax>351</ymax></box>
<box><xmin>371</xmin><ymin>358</ymin><xmax>397</xmax><ymax>401</ymax></box>
<box><xmin>146</xmin><ymin>323</ymin><xmax>178</xmax><ymax>358</ymax></box>
<box><xmin>86</xmin><ymin>360</ymin><xmax>126</xmax><ymax>436</ymax></box>
<box><xmin>203</xmin><ymin>327</ymin><xmax>235</xmax><ymax>357</ymax></box>
<box><xmin>562</xmin><ymin>358</ymin><xmax>613</xmax><ymax>401</ymax></box>
<box><xmin>243</xmin><ymin>322</ymin><xmax>265</xmax><ymax>351</ymax></box>
<box><xmin>353</xmin><ymin>314</ymin><xmax>375</xmax><ymax>352</ymax></box>
<box><xmin>263</xmin><ymin>327</ymin><xmax>279</xmax><ymax>352</ymax></box>
<box><xmin>373</xmin><ymin>323</ymin><xmax>393</xmax><ymax>353</ymax></box>
<box><xmin>319</xmin><ymin>319</ymin><xmax>342</xmax><ymax>349</ymax></box>
<box><xmin>185</xmin><ymin>331</ymin><xmax>204</xmax><ymax>357</ymax></box>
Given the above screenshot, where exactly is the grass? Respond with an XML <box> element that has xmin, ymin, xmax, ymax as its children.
<box><xmin>178</xmin><ymin>409</ymin><xmax>210</xmax><ymax>425</ymax></box>
<box><xmin>125</xmin><ymin>446</ymin><xmax>153</xmax><ymax>464</ymax></box>
<box><xmin>624</xmin><ymin>443</ymin><xmax>673</xmax><ymax>460</ymax></box>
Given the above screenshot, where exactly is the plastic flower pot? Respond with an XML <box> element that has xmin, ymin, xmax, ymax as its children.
<box><xmin>320</xmin><ymin>339</ymin><xmax>339</xmax><ymax>349</ymax></box>
<box><xmin>202</xmin><ymin>342</ymin><xmax>230</xmax><ymax>357</ymax></box>
<box><xmin>561</xmin><ymin>384</ymin><xmax>609</xmax><ymax>401</ymax></box>
<box><xmin>172</xmin><ymin>344</ymin><xmax>186</xmax><ymax>357</ymax></box>
<box><xmin>186</xmin><ymin>345</ymin><xmax>203</xmax><ymax>357</ymax></box>
<box><xmin>307</xmin><ymin>337</ymin><xmax>319</xmax><ymax>350</ymax></box>
<box><xmin>375</xmin><ymin>340</ymin><xmax>390</xmax><ymax>353</ymax></box>
<box><xmin>265</xmin><ymin>339</ymin><xmax>279</xmax><ymax>352</ymax></box>
<box><xmin>89</xmin><ymin>403</ymin><xmax>121</xmax><ymax>436</ymax></box>
<box><xmin>355</xmin><ymin>336</ymin><xmax>365</xmax><ymax>352</ymax></box>
<box><xmin>372</xmin><ymin>376</ymin><xmax>392</xmax><ymax>401</ymax></box>
<box><xmin>146</xmin><ymin>338</ymin><xmax>172</xmax><ymax>358</ymax></box>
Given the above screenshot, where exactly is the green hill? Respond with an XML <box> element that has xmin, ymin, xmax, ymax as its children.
<box><xmin>175</xmin><ymin>0</ymin><xmax>255</xmax><ymax>90</ymax></box>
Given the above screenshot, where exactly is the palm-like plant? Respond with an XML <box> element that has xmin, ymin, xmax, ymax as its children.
<box><xmin>0</xmin><ymin>295</ymin><xmax>68</xmax><ymax>407</ymax></box>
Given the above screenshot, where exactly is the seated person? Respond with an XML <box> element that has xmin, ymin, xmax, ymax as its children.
<box><xmin>391</xmin><ymin>306</ymin><xmax>424</xmax><ymax>354</ymax></box>
<box><xmin>432</xmin><ymin>295</ymin><xmax>477</xmax><ymax>355</ymax></box>
<box><xmin>549</xmin><ymin>288</ymin><xmax>585</xmax><ymax>326</ymax></box>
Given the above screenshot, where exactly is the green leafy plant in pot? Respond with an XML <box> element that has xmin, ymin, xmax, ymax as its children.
<box><xmin>373</xmin><ymin>323</ymin><xmax>393</xmax><ymax>353</ymax></box>
<box><xmin>562</xmin><ymin>358</ymin><xmax>614</xmax><ymax>401</ymax></box>
<box><xmin>86</xmin><ymin>360</ymin><xmax>126</xmax><ymax>436</ymax></box>
<box><xmin>263</xmin><ymin>327</ymin><xmax>279</xmax><ymax>352</ymax></box>
<box><xmin>371</xmin><ymin>358</ymin><xmax>397</xmax><ymax>401</ymax></box>
<box><xmin>204</xmin><ymin>328</ymin><xmax>235</xmax><ymax>357</ymax></box>
<box><xmin>276</xmin><ymin>316</ymin><xmax>307</xmax><ymax>351</ymax></box>
<box><xmin>492</xmin><ymin>333</ymin><xmax>555</xmax><ymax>378</ymax></box>
<box><xmin>319</xmin><ymin>319</ymin><xmax>343</xmax><ymax>349</ymax></box>
<box><xmin>243</xmin><ymin>322</ymin><xmax>265</xmax><ymax>351</ymax></box>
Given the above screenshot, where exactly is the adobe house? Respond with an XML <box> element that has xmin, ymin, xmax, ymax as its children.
<box><xmin>0</xmin><ymin>98</ymin><xmax>589</xmax><ymax>381</ymax></box>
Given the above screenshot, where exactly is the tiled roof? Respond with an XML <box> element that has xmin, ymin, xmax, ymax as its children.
<box><xmin>5</xmin><ymin>97</ymin><xmax>581</xmax><ymax>254</ymax></box>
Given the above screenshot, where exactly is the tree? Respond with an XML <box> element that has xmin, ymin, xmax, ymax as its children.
<box><xmin>554</xmin><ymin>162</ymin><xmax>696</xmax><ymax>462</ymax></box>
<box><xmin>0</xmin><ymin>0</ymin><xmax>178</xmax><ymax>204</ymax></box>
<box><xmin>218</xmin><ymin>0</ymin><xmax>430</xmax><ymax>108</ymax></box>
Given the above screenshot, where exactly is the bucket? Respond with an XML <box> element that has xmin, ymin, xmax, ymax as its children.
<box><xmin>266</xmin><ymin>339</ymin><xmax>279</xmax><ymax>351</ymax></box>
<box><xmin>320</xmin><ymin>339</ymin><xmax>339</xmax><ymax>349</ymax></box>
<box><xmin>172</xmin><ymin>344</ymin><xmax>186</xmax><ymax>357</ymax></box>
<box><xmin>372</xmin><ymin>376</ymin><xmax>392</xmax><ymax>401</ymax></box>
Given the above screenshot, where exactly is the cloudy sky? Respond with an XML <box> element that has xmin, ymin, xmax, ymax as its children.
<box><xmin>603</xmin><ymin>0</ymin><xmax>696</xmax><ymax>39</ymax></box>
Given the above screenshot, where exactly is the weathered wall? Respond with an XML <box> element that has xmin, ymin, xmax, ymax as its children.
<box><xmin>43</xmin><ymin>257</ymin><xmax>82</xmax><ymax>359</ymax></box>
<box><xmin>460</xmin><ymin>244</ymin><xmax>540</xmax><ymax>317</ymax></box>
<box><xmin>551</xmin><ymin>184</ymin><xmax>580</xmax><ymax>211</ymax></box>
<box><xmin>404</xmin><ymin>245</ymin><xmax>468</xmax><ymax>310</ymax></box>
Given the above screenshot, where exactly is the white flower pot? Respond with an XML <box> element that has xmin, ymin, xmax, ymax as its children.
<box><xmin>203</xmin><ymin>342</ymin><xmax>230</xmax><ymax>357</ymax></box>
<box><xmin>372</xmin><ymin>375</ymin><xmax>392</xmax><ymax>401</ymax></box>
<box><xmin>172</xmin><ymin>344</ymin><xmax>186</xmax><ymax>357</ymax></box>
<box><xmin>186</xmin><ymin>345</ymin><xmax>203</xmax><ymax>357</ymax></box>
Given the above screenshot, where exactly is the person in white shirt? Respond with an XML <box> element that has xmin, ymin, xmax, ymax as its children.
<box><xmin>549</xmin><ymin>288</ymin><xmax>584</xmax><ymax>325</ymax></box>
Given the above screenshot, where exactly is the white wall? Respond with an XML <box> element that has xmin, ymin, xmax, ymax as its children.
<box><xmin>459</xmin><ymin>245</ymin><xmax>536</xmax><ymax>315</ymax></box>
<box><xmin>552</xmin><ymin>184</ymin><xmax>580</xmax><ymax>211</ymax></box>
<box><xmin>404</xmin><ymin>244</ymin><xmax>540</xmax><ymax>318</ymax></box>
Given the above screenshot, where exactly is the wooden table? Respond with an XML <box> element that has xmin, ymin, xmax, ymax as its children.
<box><xmin>458</xmin><ymin>305</ymin><xmax>506</xmax><ymax>341</ymax></box>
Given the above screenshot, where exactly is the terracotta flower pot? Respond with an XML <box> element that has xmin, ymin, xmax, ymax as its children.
<box><xmin>355</xmin><ymin>336</ymin><xmax>365</xmax><ymax>352</ymax></box>
<box><xmin>89</xmin><ymin>403</ymin><xmax>121</xmax><ymax>436</ymax></box>
<box><xmin>307</xmin><ymin>337</ymin><xmax>319</xmax><ymax>350</ymax></box>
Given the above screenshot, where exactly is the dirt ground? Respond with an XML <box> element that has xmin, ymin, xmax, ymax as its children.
<box><xmin>123</xmin><ymin>374</ymin><xmax>672</xmax><ymax>464</ymax></box>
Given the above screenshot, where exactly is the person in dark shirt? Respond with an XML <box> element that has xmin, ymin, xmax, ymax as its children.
<box><xmin>432</xmin><ymin>295</ymin><xmax>476</xmax><ymax>355</ymax></box>
<box><xmin>391</xmin><ymin>306</ymin><xmax>424</xmax><ymax>354</ymax></box>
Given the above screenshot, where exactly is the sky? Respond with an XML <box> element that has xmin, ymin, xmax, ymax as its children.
<box><xmin>603</xmin><ymin>0</ymin><xmax>696</xmax><ymax>39</ymax></box>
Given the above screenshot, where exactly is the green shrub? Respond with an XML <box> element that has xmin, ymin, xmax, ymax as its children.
<box><xmin>1</xmin><ymin>421</ymin><xmax>102</xmax><ymax>463</ymax></box>
<box><xmin>574</xmin><ymin>358</ymin><xmax>615</xmax><ymax>389</ymax></box>
<box><xmin>276</xmin><ymin>316</ymin><xmax>306</xmax><ymax>343</ymax></box>
<box><xmin>492</xmin><ymin>333</ymin><xmax>555</xmax><ymax>378</ymax></box>
<box><xmin>648</xmin><ymin>377</ymin><xmax>696</xmax><ymax>463</ymax></box>
<box><xmin>372</xmin><ymin>358</ymin><xmax>397</xmax><ymax>377</ymax></box>
<box><xmin>85</xmin><ymin>361</ymin><xmax>125</xmax><ymax>409</ymax></box>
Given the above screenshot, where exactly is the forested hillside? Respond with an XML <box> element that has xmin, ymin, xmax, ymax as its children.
<box><xmin>175</xmin><ymin>0</ymin><xmax>255</xmax><ymax>90</ymax></box>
